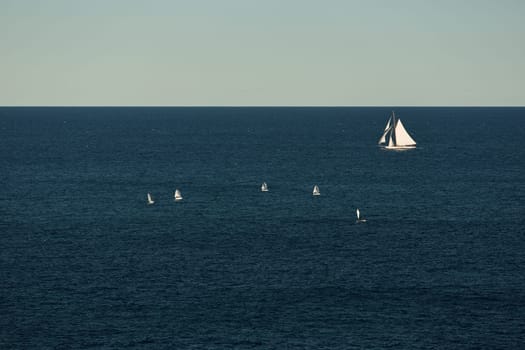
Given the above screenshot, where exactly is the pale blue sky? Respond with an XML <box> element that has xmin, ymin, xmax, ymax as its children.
<box><xmin>1</xmin><ymin>0</ymin><xmax>524</xmax><ymax>106</ymax></box>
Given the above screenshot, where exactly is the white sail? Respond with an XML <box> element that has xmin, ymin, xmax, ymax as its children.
<box><xmin>378</xmin><ymin>125</ymin><xmax>392</xmax><ymax>144</ymax></box>
<box><xmin>261</xmin><ymin>182</ymin><xmax>268</xmax><ymax>192</ymax></box>
<box><xmin>147</xmin><ymin>193</ymin><xmax>154</xmax><ymax>204</ymax></box>
<box><xmin>384</xmin><ymin>117</ymin><xmax>391</xmax><ymax>132</ymax></box>
<box><xmin>356</xmin><ymin>208</ymin><xmax>366</xmax><ymax>222</ymax></box>
<box><xmin>387</xmin><ymin>134</ymin><xmax>394</xmax><ymax>147</ymax></box>
<box><xmin>174</xmin><ymin>189</ymin><xmax>183</xmax><ymax>201</ymax></box>
<box><xmin>313</xmin><ymin>185</ymin><xmax>320</xmax><ymax>196</ymax></box>
<box><xmin>394</xmin><ymin>119</ymin><xmax>416</xmax><ymax>146</ymax></box>
<box><xmin>378</xmin><ymin>117</ymin><xmax>392</xmax><ymax>144</ymax></box>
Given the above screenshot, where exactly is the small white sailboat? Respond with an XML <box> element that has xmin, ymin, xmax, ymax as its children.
<box><xmin>261</xmin><ymin>182</ymin><xmax>269</xmax><ymax>192</ymax></box>
<box><xmin>174</xmin><ymin>189</ymin><xmax>183</xmax><ymax>201</ymax></box>
<box><xmin>147</xmin><ymin>193</ymin><xmax>154</xmax><ymax>205</ymax></box>
<box><xmin>312</xmin><ymin>185</ymin><xmax>320</xmax><ymax>196</ymax></box>
<box><xmin>378</xmin><ymin>111</ymin><xmax>417</xmax><ymax>149</ymax></box>
<box><xmin>356</xmin><ymin>208</ymin><xmax>367</xmax><ymax>223</ymax></box>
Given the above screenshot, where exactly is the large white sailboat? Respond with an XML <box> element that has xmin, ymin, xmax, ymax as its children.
<box><xmin>312</xmin><ymin>185</ymin><xmax>320</xmax><ymax>196</ymax></box>
<box><xmin>378</xmin><ymin>111</ymin><xmax>416</xmax><ymax>149</ymax></box>
<box><xmin>261</xmin><ymin>182</ymin><xmax>269</xmax><ymax>192</ymax></box>
<box><xmin>174</xmin><ymin>189</ymin><xmax>183</xmax><ymax>201</ymax></box>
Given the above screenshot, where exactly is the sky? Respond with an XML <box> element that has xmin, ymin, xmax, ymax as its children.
<box><xmin>1</xmin><ymin>0</ymin><xmax>524</xmax><ymax>106</ymax></box>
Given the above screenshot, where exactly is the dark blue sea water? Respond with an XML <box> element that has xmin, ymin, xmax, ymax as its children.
<box><xmin>1</xmin><ymin>107</ymin><xmax>524</xmax><ymax>349</ymax></box>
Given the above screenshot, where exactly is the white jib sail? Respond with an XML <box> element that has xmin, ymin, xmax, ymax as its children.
<box><xmin>356</xmin><ymin>209</ymin><xmax>360</xmax><ymax>220</ymax></box>
<box><xmin>378</xmin><ymin>117</ymin><xmax>392</xmax><ymax>144</ymax></box>
<box><xmin>379</xmin><ymin>125</ymin><xmax>392</xmax><ymax>144</ymax></box>
<box><xmin>384</xmin><ymin>117</ymin><xmax>391</xmax><ymax>132</ymax></box>
<box><xmin>394</xmin><ymin>119</ymin><xmax>416</xmax><ymax>146</ymax></box>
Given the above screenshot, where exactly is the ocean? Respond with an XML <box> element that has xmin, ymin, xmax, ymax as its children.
<box><xmin>1</xmin><ymin>107</ymin><xmax>524</xmax><ymax>348</ymax></box>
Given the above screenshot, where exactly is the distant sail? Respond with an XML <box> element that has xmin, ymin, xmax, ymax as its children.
<box><xmin>174</xmin><ymin>189</ymin><xmax>183</xmax><ymax>201</ymax></box>
<box><xmin>356</xmin><ymin>208</ymin><xmax>366</xmax><ymax>223</ymax></box>
<box><xmin>261</xmin><ymin>182</ymin><xmax>268</xmax><ymax>192</ymax></box>
<box><xmin>313</xmin><ymin>185</ymin><xmax>320</xmax><ymax>196</ymax></box>
<box><xmin>147</xmin><ymin>193</ymin><xmax>154</xmax><ymax>205</ymax></box>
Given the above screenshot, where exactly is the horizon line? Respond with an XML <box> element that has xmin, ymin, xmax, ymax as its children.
<box><xmin>1</xmin><ymin>105</ymin><xmax>524</xmax><ymax>108</ymax></box>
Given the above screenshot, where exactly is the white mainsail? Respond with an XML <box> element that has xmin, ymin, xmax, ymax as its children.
<box><xmin>313</xmin><ymin>185</ymin><xmax>320</xmax><ymax>196</ymax></box>
<box><xmin>174</xmin><ymin>189</ymin><xmax>183</xmax><ymax>201</ymax></box>
<box><xmin>261</xmin><ymin>182</ymin><xmax>268</xmax><ymax>192</ymax></box>
<box><xmin>356</xmin><ymin>208</ymin><xmax>360</xmax><ymax>220</ymax></box>
<box><xmin>393</xmin><ymin>119</ymin><xmax>416</xmax><ymax>146</ymax></box>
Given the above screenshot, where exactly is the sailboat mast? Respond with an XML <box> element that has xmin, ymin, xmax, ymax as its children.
<box><xmin>391</xmin><ymin>111</ymin><xmax>397</xmax><ymax>146</ymax></box>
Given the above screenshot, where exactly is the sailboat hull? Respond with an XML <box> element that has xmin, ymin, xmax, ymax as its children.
<box><xmin>383</xmin><ymin>145</ymin><xmax>416</xmax><ymax>150</ymax></box>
